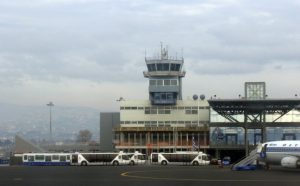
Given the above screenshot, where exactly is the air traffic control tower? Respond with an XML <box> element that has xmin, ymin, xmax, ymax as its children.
<box><xmin>143</xmin><ymin>45</ymin><xmax>185</xmax><ymax>105</ymax></box>
<box><xmin>113</xmin><ymin>44</ymin><xmax>210</xmax><ymax>154</ymax></box>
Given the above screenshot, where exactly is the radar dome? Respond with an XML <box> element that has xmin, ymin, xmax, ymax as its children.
<box><xmin>193</xmin><ymin>95</ymin><xmax>198</xmax><ymax>100</ymax></box>
<box><xmin>200</xmin><ymin>94</ymin><xmax>205</xmax><ymax>100</ymax></box>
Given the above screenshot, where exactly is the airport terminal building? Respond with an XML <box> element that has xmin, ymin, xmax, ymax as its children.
<box><xmin>101</xmin><ymin>46</ymin><xmax>300</xmax><ymax>161</ymax></box>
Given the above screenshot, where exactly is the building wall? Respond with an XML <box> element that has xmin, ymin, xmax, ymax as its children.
<box><xmin>100</xmin><ymin>112</ymin><xmax>120</xmax><ymax>151</ymax></box>
<box><xmin>114</xmin><ymin>99</ymin><xmax>210</xmax><ymax>154</ymax></box>
<box><xmin>119</xmin><ymin>99</ymin><xmax>210</xmax><ymax>127</ymax></box>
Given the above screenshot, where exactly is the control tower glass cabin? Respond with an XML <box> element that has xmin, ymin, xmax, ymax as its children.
<box><xmin>143</xmin><ymin>46</ymin><xmax>185</xmax><ymax>105</ymax></box>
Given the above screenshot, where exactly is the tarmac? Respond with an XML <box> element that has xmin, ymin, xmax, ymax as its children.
<box><xmin>0</xmin><ymin>165</ymin><xmax>300</xmax><ymax>186</ymax></box>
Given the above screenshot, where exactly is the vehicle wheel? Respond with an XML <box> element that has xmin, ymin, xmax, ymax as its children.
<box><xmin>161</xmin><ymin>160</ymin><xmax>167</xmax><ymax>165</ymax></box>
<box><xmin>192</xmin><ymin>161</ymin><xmax>199</xmax><ymax>166</ymax></box>
<box><xmin>129</xmin><ymin>161</ymin><xmax>135</xmax><ymax>166</ymax></box>
<box><xmin>81</xmin><ymin>161</ymin><xmax>87</xmax><ymax>166</ymax></box>
<box><xmin>113</xmin><ymin>161</ymin><xmax>119</xmax><ymax>166</ymax></box>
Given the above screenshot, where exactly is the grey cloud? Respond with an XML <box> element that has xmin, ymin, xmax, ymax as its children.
<box><xmin>186</xmin><ymin>59</ymin><xmax>263</xmax><ymax>75</ymax></box>
<box><xmin>1</xmin><ymin>0</ymin><xmax>300</xmax><ymax>85</ymax></box>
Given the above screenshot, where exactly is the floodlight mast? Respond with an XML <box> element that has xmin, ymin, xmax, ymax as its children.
<box><xmin>46</xmin><ymin>101</ymin><xmax>54</xmax><ymax>143</ymax></box>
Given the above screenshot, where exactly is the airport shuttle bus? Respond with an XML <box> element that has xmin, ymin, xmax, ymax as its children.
<box><xmin>22</xmin><ymin>153</ymin><xmax>71</xmax><ymax>166</ymax></box>
<box><xmin>151</xmin><ymin>151</ymin><xmax>210</xmax><ymax>166</ymax></box>
<box><xmin>71</xmin><ymin>152</ymin><xmax>130</xmax><ymax>166</ymax></box>
<box><xmin>126</xmin><ymin>151</ymin><xmax>147</xmax><ymax>165</ymax></box>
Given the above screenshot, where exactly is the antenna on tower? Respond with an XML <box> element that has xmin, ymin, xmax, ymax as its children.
<box><xmin>160</xmin><ymin>41</ymin><xmax>163</xmax><ymax>59</ymax></box>
<box><xmin>166</xmin><ymin>45</ymin><xmax>169</xmax><ymax>59</ymax></box>
<box><xmin>160</xmin><ymin>42</ymin><xmax>168</xmax><ymax>60</ymax></box>
<box><xmin>181</xmin><ymin>47</ymin><xmax>184</xmax><ymax>59</ymax></box>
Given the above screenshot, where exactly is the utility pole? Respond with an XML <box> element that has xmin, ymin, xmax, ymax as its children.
<box><xmin>46</xmin><ymin>101</ymin><xmax>54</xmax><ymax>143</ymax></box>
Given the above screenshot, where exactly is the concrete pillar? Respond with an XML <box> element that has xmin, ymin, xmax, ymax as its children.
<box><xmin>215</xmin><ymin>149</ymin><xmax>220</xmax><ymax>159</ymax></box>
<box><xmin>120</xmin><ymin>132</ymin><xmax>124</xmax><ymax>145</ymax></box>
<box><xmin>180</xmin><ymin>132</ymin><xmax>183</xmax><ymax>146</ymax></box>
<box><xmin>168</xmin><ymin>132</ymin><xmax>171</xmax><ymax>146</ymax></box>
<box><xmin>204</xmin><ymin>131</ymin><xmax>207</xmax><ymax>146</ymax></box>
<box><xmin>245</xmin><ymin>127</ymin><xmax>249</xmax><ymax>156</ymax></box>
<box><xmin>139</xmin><ymin>133</ymin><xmax>142</xmax><ymax>146</ymax></box>
<box><xmin>157</xmin><ymin>132</ymin><xmax>159</xmax><ymax>152</ymax></box>
<box><xmin>128</xmin><ymin>133</ymin><xmax>131</xmax><ymax>146</ymax></box>
<box><xmin>186</xmin><ymin>132</ymin><xmax>189</xmax><ymax>147</ymax></box>
<box><xmin>134</xmin><ymin>133</ymin><xmax>136</xmax><ymax>147</ymax></box>
<box><xmin>262</xmin><ymin>127</ymin><xmax>267</xmax><ymax>143</ymax></box>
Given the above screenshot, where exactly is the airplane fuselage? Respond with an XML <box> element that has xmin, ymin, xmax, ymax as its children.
<box><xmin>258</xmin><ymin>140</ymin><xmax>300</xmax><ymax>168</ymax></box>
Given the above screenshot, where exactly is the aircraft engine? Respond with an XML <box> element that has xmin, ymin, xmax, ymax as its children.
<box><xmin>281</xmin><ymin>156</ymin><xmax>300</xmax><ymax>168</ymax></box>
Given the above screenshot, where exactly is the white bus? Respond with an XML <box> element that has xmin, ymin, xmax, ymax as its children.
<box><xmin>22</xmin><ymin>153</ymin><xmax>71</xmax><ymax>166</ymax></box>
<box><xmin>126</xmin><ymin>151</ymin><xmax>147</xmax><ymax>165</ymax></box>
<box><xmin>71</xmin><ymin>152</ymin><xmax>130</xmax><ymax>166</ymax></box>
<box><xmin>150</xmin><ymin>151</ymin><xmax>210</xmax><ymax>166</ymax></box>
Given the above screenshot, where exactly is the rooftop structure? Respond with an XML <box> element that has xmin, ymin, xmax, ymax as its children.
<box><xmin>245</xmin><ymin>82</ymin><xmax>266</xmax><ymax>100</ymax></box>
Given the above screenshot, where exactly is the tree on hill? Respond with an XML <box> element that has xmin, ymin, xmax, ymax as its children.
<box><xmin>77</xmin><ymin>129</ymin><xmax>92</xmax><ymax>143</ymax></box>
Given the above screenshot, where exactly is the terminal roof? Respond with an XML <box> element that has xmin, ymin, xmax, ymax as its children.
<box><xmin>208</xmin><ymin>99</ymin><xmax>300</xmax><ymax>123</ymax></box>
<box><xmin>208</xmin><ymin>99</ymin><xmax>300</xmax><ymax>114</ymax></box>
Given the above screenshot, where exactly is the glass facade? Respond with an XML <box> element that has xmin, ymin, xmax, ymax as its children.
<box><xmin>210</xmin><ymin>109</ymin><xmax>300</xmax><ymax>146</ymax></box>
<box><xmin>247</xmin><ymin>129</ymin><xmax>262</xmax><ymax>145</ymax></box>
<box><xmin>147</xmin><ymin>63</ymin><xmax>181</xmax><ymax>72</ymax></box>
<box><xmin>210</xmin><ymin>127</ymin><xmax>245</xmax><ymax>145</ymax></box>
<box><xmin>210</xmin><ymin>109</ymin><xmax>244</xmax><ymax>122</ymax></box>
<box><xmin>266</xmin><ymin>127</ymin><xmax>300</xmax><ymax>141</ymax></box>
<box><xmin>151</xmin><ymin>92</ymin><xmax>177</xmax><ymax>105</ymax></box>
<box><xmin>210</xmin><ymin>109</ymin><xmax>300</xmax><ymax>123</ymax></box>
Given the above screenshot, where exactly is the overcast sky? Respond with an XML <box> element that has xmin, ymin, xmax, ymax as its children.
<box><xmin>0</xmin><ymin>0</ymin><xmax>300</xmax><ymax>110</ymax></box>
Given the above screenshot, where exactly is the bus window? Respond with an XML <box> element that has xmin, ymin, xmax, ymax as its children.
<box><xmin>45</xmin><ymin>156</ymin><xmax>51</xmax><ymax>162</ymax></box>
<box><xmin>66</xmin><ymin>155</ymin><xmax>70</xmax><ymax>160</ymax></box>
<box><xmin>122</xmin><ymin>155</ymin><xmax>129</xmax><ymax>160</ymax></box>
<box><xmin>72</xmin><ymin>154</ymin><xmax>78</xmax><ymax>163</ymax></box>
<box><xmin>202</xmin><ymin>155</ymin><xmax>209</xmax><ymax>161</ymax></box>
<box><xmin>23</xmin><ymin>155</ymin><xmax>28</xmax><ymax>161</ymax></box>
<box><xmin>60</xmin><ymin>156</ymin><xmax>67</xmax><ymax>162</ymax></box>
<box><xmin>138</xmin><ymin>155</ymin><xmax>146</xmax><ymax>160</ymax></box>
<box><xmin>52</xmin><ymin>155</ymin><xmax>59</xmax><ymax>161</ymax></box>
<box><xmin>151</xmin><ymin>154</ymin><xmax>158</xmax><ymax>163</ymax></box>
<box><xmin>28</xmin><ymin>156</ymin><xmax>34</xmax><ymax>162</ymax></box>
<box><xmin>35</xmin><ymin>155</ymin><xmax>45</xmax><ymax>161</ymax></box>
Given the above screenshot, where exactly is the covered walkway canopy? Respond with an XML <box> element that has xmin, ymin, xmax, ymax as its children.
<box><xmin>208</xmin><ymin>99</ymin><xmax>300</xmax><ymax>123</ymax></box>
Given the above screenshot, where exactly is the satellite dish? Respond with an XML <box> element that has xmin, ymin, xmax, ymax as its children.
<box><xmin>200</xmin><ymin>94</ymin><xmax>205</xmax><ymax>100</ymax></box>
<box><xmin>193</xmin><ymin>95</ymin><xmax>198</xmax><ymax>100</ymax></box>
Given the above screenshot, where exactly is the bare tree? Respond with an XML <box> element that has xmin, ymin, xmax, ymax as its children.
<box><xmin>77</xmin><ymin>130</ymin><xmax>92</xmax><ymax>143</ymax></box>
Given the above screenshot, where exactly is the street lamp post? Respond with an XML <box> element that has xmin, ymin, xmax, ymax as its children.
<box><xmin>46</xmin><ymin>101</ymin><xmax>54</xmax><ymax>143</ymax></box>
